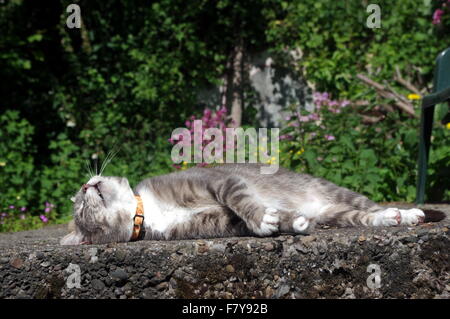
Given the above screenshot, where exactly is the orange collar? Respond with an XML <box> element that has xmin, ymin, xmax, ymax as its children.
<box><xmin>130</xmin><ymin>195</ymin><xmax>145</xmax><ymax>241</ymax></box>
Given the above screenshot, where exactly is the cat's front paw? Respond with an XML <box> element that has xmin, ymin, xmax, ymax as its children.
<box><xmin>399</xmin><ymin>208</ymin><xmax>425</xmax><ymax>226</ymax></box>
<box><xmin>253</xmin><ymin>208</ymin><xmax>279</xmax><ymax>236</ymax></box>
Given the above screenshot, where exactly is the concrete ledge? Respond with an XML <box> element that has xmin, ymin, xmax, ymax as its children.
<box><xmin>0</xmin><ymin>204</ymin><xmax>449</xmax><ymax>299</ymax></box>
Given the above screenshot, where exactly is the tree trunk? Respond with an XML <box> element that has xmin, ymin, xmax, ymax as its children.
<box><xmin>230</xmin><ymin>44</ymin><xmax>243</xmax><ymax>127</ymax></box>
<box><xmin>220</xmin><ymin>41</ymin><xmax>244</xmax><ymax>128</ymax></box>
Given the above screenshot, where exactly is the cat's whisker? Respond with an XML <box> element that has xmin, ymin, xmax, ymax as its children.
<box><xmin>100</xmin><ymin>147</ymin><xmax>120</xmax><ymax>176</ymax></box>
<box><xmin>99</xmin><ymin>151</ymin><xmax>111</xmax><ymax>177</ymax></box>
<box><xmin>84</xmin><ymin>160</ymin><xmax>93</xmax><ymax>178</ymax></box>
<box><xmin>99</xmin><ymin>148</ymin><xmax>115</xmax><ymax>176</ymax></box>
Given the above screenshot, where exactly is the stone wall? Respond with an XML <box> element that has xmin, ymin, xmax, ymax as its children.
<box><xmin>0</xmin><ymin>204</ymin><xmax>448</xmax><ymax>299</ymax></box>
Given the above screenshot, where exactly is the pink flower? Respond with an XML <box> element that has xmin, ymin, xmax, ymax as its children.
<box><xmin>9</xmin><ymin>205</ymin><xmax>14</xmax><ymax>209</ymax></box>
<box><xmin>340</xmin><ymin>100</ymin><xmax>350</xmax><ymax>107</ymax></box>
<box><xmin>325</xmin><ymin>134</ymin><xmax>336</xmax><ymax>141</ymax></box>
<box><xmin>329</xmin><ymin>101</ymin><xmax>339</xmax><ymax>107</ymax></box>
<box><xmin>298</xmin><ymin>115</ymin><xmax>310</xmax><ymax>122</ymax></box>
<box><xmin>40</xmin><ymin>215</ymin><xmax>48</xmax><ymax>223</ymax></box>
<box><xmin>45</xmin><ymin>207</ymin><xmax>51</xmax><ymax>213</ymax></box>
<box><xmin>20</xmin><ymin>207</ymin><xmax>27</xmax><ymax>212</ymax></box>
<box><xmin>20</xmin><ymin>214</ymin><xmax>25</xmax><ymax>220</ymax></box>
<box><xmin>433</xmin><ymin>9</ymin><xmax>444</xmax><ymax>24</ymax></box>
<box><xmin>203</xmin><ymin>108</ymin><xmax>212</xmax><ymax>117</ymax></box>
<box><xmin>280</xmin><ymin>134</ymin><xmax>293</xmax><ymax>141</ymax></box>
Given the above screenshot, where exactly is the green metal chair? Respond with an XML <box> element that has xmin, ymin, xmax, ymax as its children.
<box><xmin>416</xmin><ymin>47</ymin><xmax>450</xmax><ymax>204</ymax></box>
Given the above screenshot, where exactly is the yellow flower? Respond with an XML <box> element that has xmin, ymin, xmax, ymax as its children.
<box><xmin>271</xmin><ymin>157</ymin><xmax>276</xmax><ymax>161</ymax></box>
<box><xmin>447</xmin><ymin>123</ymin><xmax>450</xmax><ymax>130</ymax></box>
<box><xmin>182</xmin><ymin>161</ymin><xmax>188</xmax><ymax>166</ymax></box>
<box><xmin>407</xmin><ymin>93</ymin><xmax>421</xmax><ymax>100</ymax></box>
<box><xmin>0</xmin><ymin>162</ymin><xmax>5</xmax><ymax>167</ymax></box>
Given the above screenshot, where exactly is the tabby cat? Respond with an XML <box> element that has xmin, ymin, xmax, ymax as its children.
<box><xmin>60</xmin><ymin>164</ymin><xmax>441</xmax><ymax>245</ymax></box>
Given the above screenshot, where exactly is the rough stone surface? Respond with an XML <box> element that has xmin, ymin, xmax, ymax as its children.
<box><xmin>0</xmin><ymin>204</ymin><xmax>448</xmax><ymax>299</ymax></box>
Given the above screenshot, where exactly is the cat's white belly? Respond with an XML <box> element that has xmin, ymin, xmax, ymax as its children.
<box><xmin>139</xmin><ymin>190</ymin><xmax>202</xmax><ymax>233</ymax></box>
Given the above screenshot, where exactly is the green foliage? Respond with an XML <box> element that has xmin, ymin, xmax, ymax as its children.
<box><xmin>0</xmin><ymin>111</ymin><xmax>36</xmax><ymax>209</ymax></box>
<box><xmin>266</xmin><ymin>0</ymin><xmax>449</xmax><ymax>95</ymax></box>
<box><xmin>280</xmin><ymin>97</ymin><xmax>449</xmax><ymax>202</ymax></box>
<box><xmin>269</xmin><ymin>0</ymin><xmax>450</xmax><ymax>202</ymax></box>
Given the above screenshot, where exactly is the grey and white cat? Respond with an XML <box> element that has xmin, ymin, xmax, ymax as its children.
<box><xmin>60</xmin><ymin>163</ymin><xmax>439</xmax><ymax>245</ymax></box>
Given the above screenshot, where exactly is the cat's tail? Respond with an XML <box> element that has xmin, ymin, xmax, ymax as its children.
<box><xmin>422</xmin><ymin>209</ymin><xmax>446</xmax><ymax>223</ymax></box>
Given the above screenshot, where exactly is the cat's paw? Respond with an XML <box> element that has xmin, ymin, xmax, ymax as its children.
<box><xmin>399</xmin><ymin>208</ymin><xmax>425</xmax><ymax>226</ymax></box>
<box><xmin>293</xmin><ymin>215</ymin><xmax>310</xmax><ymax>233</ymax></box>
<box><xmin>254</xmin><ymin>208</ymin><xmax>279</xmax><ymax>236</ymax></box>
<box><xmin>373</xmin><ymin>208</ymin><xmax>402</xmax><ymax>226</ymax></box>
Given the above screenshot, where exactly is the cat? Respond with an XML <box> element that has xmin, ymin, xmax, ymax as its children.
<box><xmin>60</xmin><ymin>163</ymin><xmax>444</xmax><ymax>245</ymax></box>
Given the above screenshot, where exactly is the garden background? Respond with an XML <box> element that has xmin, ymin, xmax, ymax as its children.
<box><xmin>1</xmin><ymin>0</ymin><xmax>449</xmax><ymax>232</ymax></box>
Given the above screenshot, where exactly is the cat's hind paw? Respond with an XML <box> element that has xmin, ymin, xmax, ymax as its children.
<box><xmin>373</xmin><ymin>208</ymin><xmax>402</xmax><ymax>226</ymax></box>
<box><xmin>399</xmin><ymin>208</ymin><xmax>425</xmax><ymax>226</ymax></box>
<box><xmin>374</xmin><ymin>208</ymin><xmax>425</xmax><ymax>227</ymax></box>
<box><xmin>254</xmin><ymin>208</ymin><xmax>279</xmax><ymax>236</ymax></box>
<box><xmin>293</xmin><ymin>215</ymin><xmax>310</xmax><ymax>233</ymax></box>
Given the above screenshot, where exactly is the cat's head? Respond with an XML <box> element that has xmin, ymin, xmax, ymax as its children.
<box><xmin>60</xmin><ymin>176</ymin><xmax>136</xmax><ymax>245</ymax></box>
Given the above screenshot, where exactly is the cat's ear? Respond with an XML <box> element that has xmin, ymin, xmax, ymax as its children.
<box><xmin>60</xmin><ymin>231</ymin><xmax>84</xmax><ymax>246</ymax></box>
<box><xmin>120</xmin><ymin>177</ymin><xmax>130</xmax><ymax>187</ymax></box>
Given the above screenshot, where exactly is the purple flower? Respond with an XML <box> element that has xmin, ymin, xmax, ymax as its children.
<box><xmin>298</xmin><ymin>115</ymin><xmax>310</xmax><ymax>122</ymax></box>
<box><xmin>40</xmin><ymin>215</ymin><xmax>48</xmax><ymax>223</ymax></box>
<box><xmin>340</xmin><ymin>100</ymin><xmax>350</xmax><ymax>107</ymax></box>
<box><xmin>325</xmin><ymin>134</ymin><xmax>336</xmax><ymax>141</ymax></box>
<box><xmin>280</xmin><ymin>134</ymin><xmax>293</xmax><ymax>141</ymax></box>
<box><xmin>329</xmin><ymin>101</ymin><xmax>339</xmax><ymax>107</ymax></box>
<box><xmin>1</xmin><ymin>213</ymin><xmax>7</xmax><ymax>217</ymax></box>
<box><xmin>20</xmin><ymin>207</ymin><xmax>27</xmax><ymax>212</ymax></box>
<box><xmin>9</xmin><ymin>205</ymin><xmax>14</xmax><ymax>209</ymax></box>
<box><xmin>433</xmin><ymin>9</ymin><xmax>444</xmax><ymax>24</ymax></box>
<box><xmin>44</xmin><ymin>207</ymin><xmax>51</xmax><ymax>213</ymax></box>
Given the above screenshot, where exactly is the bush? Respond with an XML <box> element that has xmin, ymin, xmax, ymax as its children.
<box><xmin>267</xmin><ymin>0</ymin><xmax>450</xmax><ymax>202</ymax></box>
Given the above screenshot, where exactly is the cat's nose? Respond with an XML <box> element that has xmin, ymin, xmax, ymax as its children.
<box><xmin>83</xmin><ymin>182</ymin><xmax>101</xmax><ymax>193</ymax></box>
